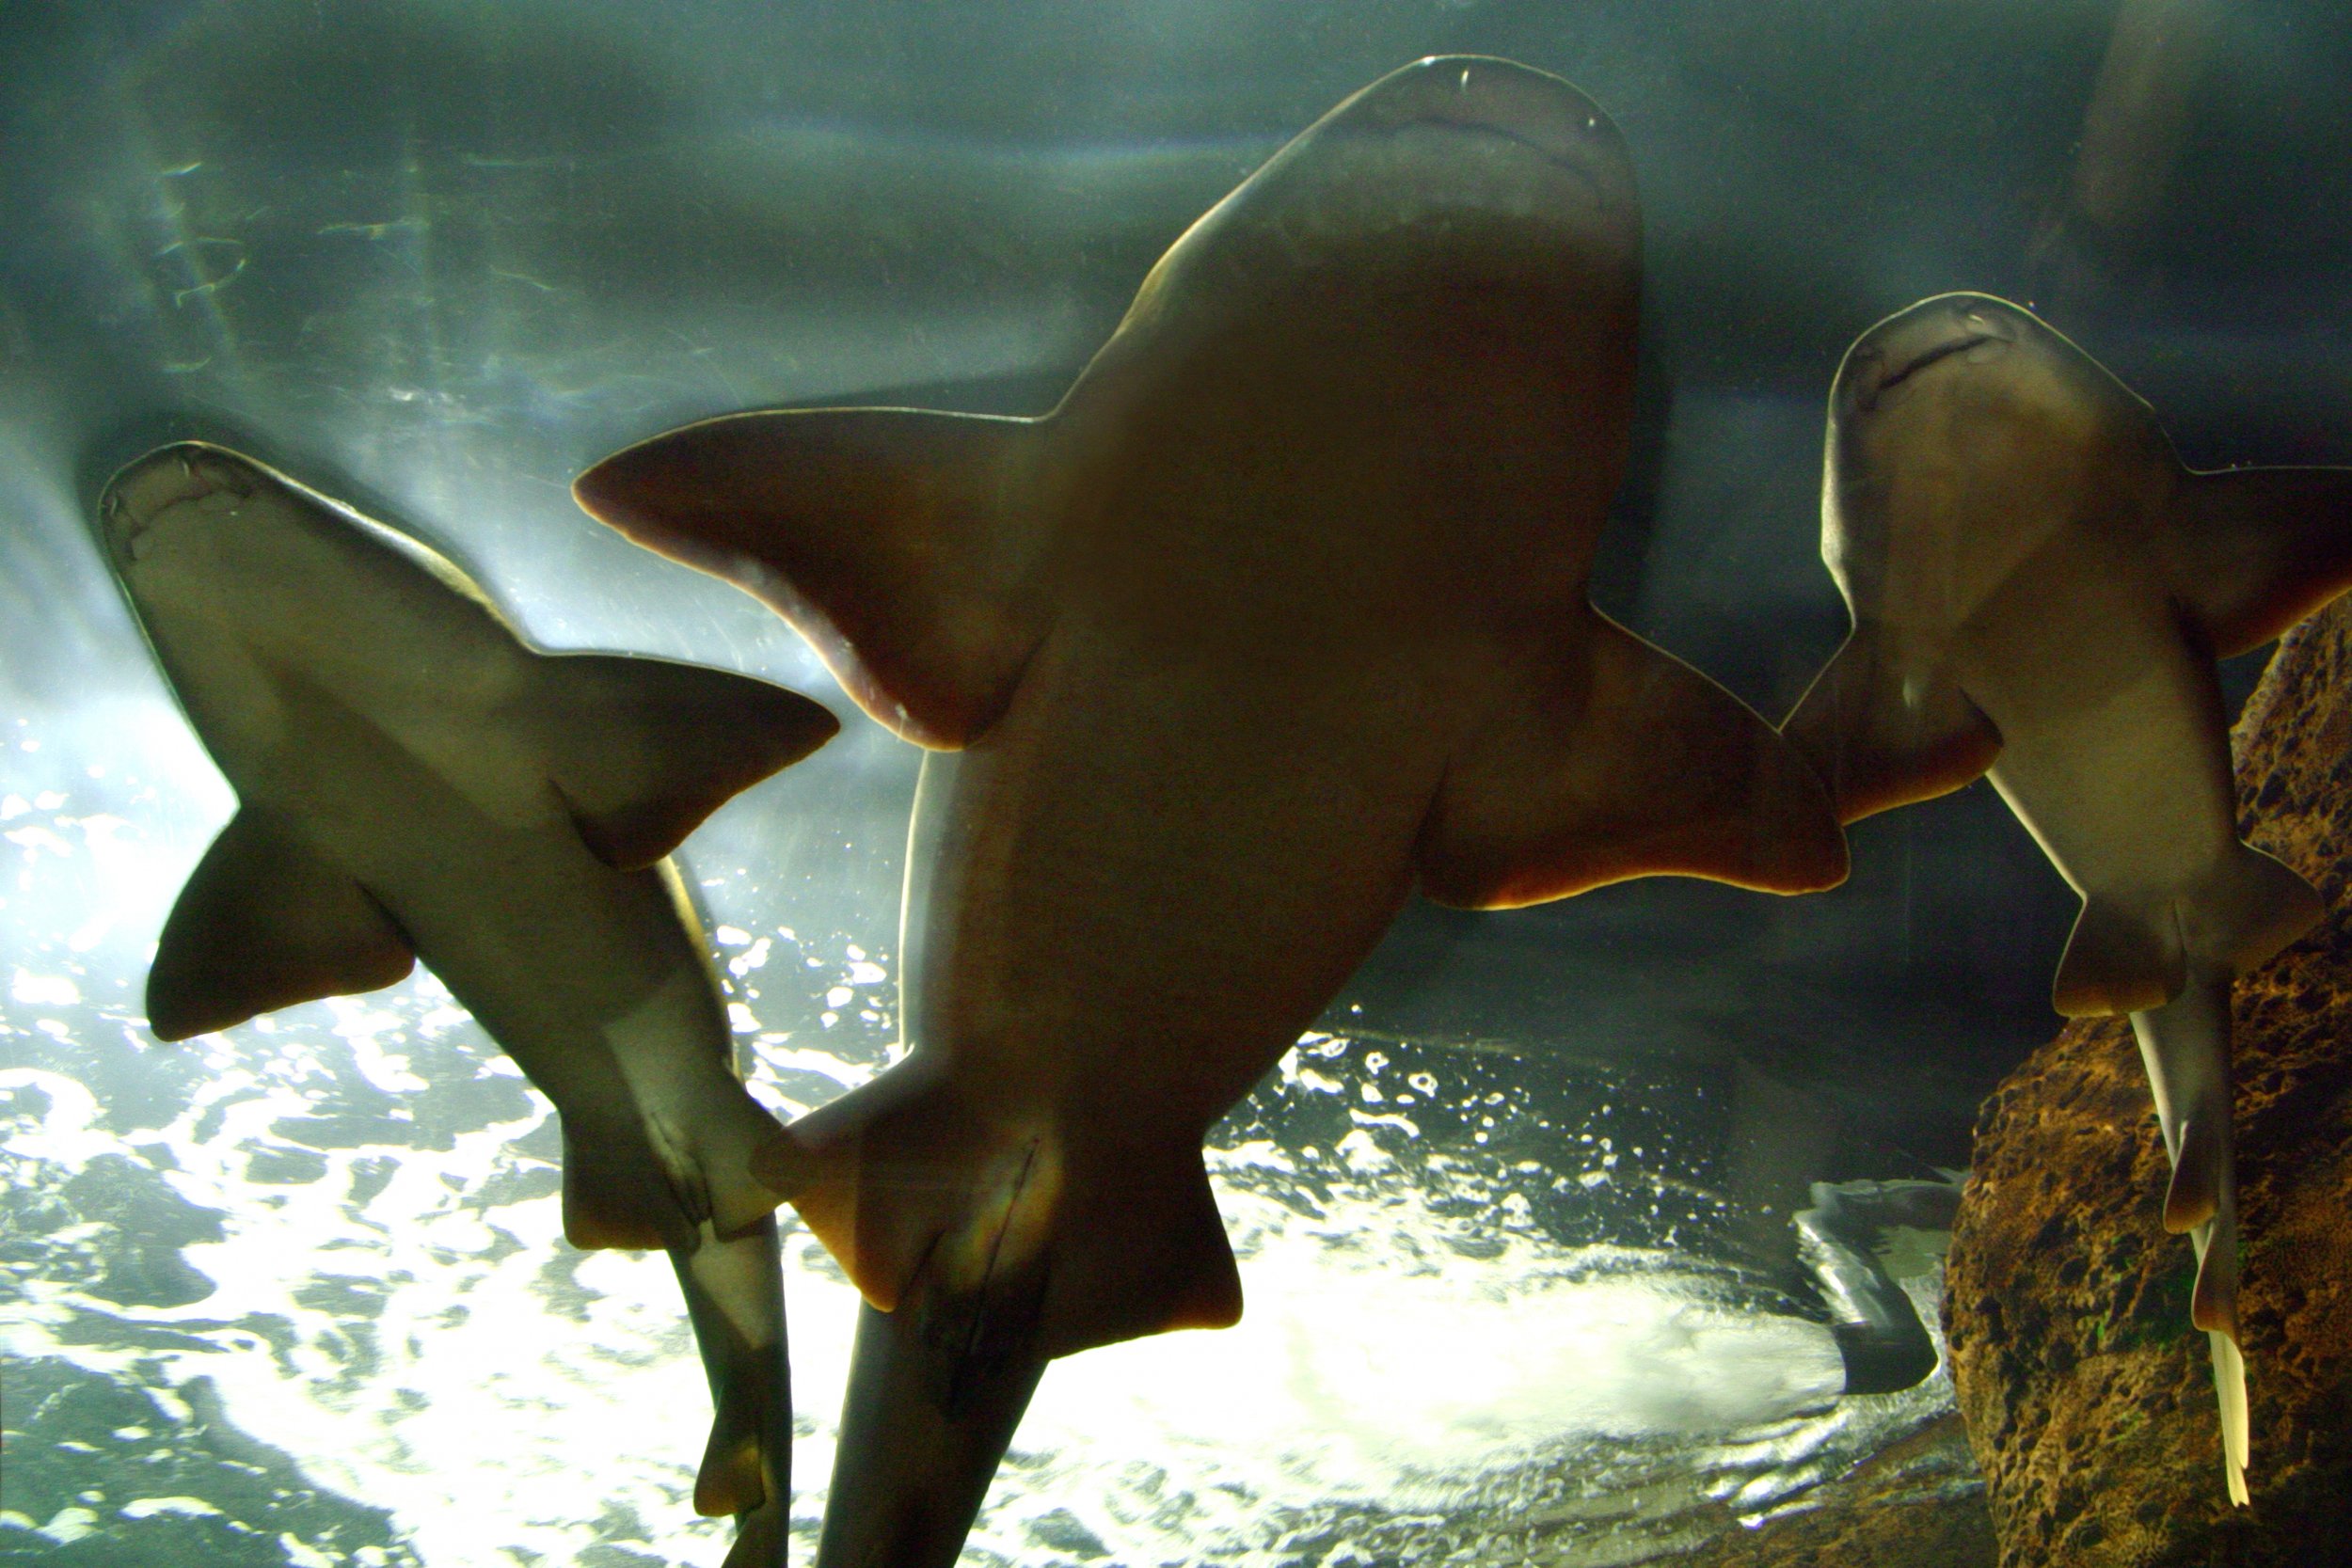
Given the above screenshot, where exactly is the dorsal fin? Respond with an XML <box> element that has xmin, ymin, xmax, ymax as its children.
<box><xmin>575</xmin><ymin>409</ymin><xmax>1052</xmax><ymax>749</ymax></box>
<box><xmin>147</xmin><ymin>809</ymin><xmax>416</xmax><ymax>1039</ymax></box>
<box><xmin>529</xmin><ymin>653</ymin><xmax>837</xmax><ymax>870</ymax></box>
<box><xmin>2163</xmin><ymin>466</ymin><xmax>2352</xmax><ymax>657</ymax></box>
<box><xmin>1416</xmin><ymin>611</ymin><xmax>1850</xmax><ymax>908</ymax></box>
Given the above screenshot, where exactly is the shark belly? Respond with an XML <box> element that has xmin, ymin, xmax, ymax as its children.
<box><xmin>317</xmin><ymin>760</ymin><xmax>770</xmax><ymax>1242</ymax></box>
<box><xmin>791</xmin><ymin>610</ymin><xmax>1452</xmax><ymax>1362</ymax></box>
<box><xmin>916</xmin><ymin>620</ymin><xmax>1446</xmax><ymax>1128</ymax></box>
<box><xmin>1963</xmin><ymin>581</ymin><xmax>2241</xmax><ymax>921</ymax></box>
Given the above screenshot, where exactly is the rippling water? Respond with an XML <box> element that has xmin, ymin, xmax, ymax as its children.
<box><xmin>0</xmin><ymin>701</ymin><xmax>1964</xmax><ymax>1568</ymax></box>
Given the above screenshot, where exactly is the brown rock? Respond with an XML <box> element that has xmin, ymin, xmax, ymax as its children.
<box><xmin>1945</xmin><ymin>595</ymin><xmax>2352</xmax><ymax>1566</ymax></box>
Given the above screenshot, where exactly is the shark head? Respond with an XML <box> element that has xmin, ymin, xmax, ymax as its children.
<box><xmin>1102</xmin><ymin>55</ymin><xmax>1640</xmax><ymax>392</ymax></box>
<box><xmin>99</xmin><ymin>441</ymin><xmax>511</xmax><ymax>663</ymax></box>
<box><xmin>1822</xmin><ymin>293</ymin><xmax>2178</xmax><ymax>599</ymax></box>
<box><xmin>98</xmin><ymin>441</ymin><xmax>264</xmax><ymax>584</ymax></box>
<box><xmin>1830</xmin><ymin>293</ymin><xmax>2169</xmax><ymax>492</ymax></box>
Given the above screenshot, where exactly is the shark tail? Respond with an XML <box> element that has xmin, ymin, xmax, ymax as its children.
<box><xmin>756</xmin><ymin>1069</ymin><xmax>1239</xmax><ymax>1568</ymax></box>
<box><xmin>670</xmin><ymin>1214</ymin><xmax>793</xmax><ymax>1564</ymax></box>
<box><xmin>2131</xmin><ymin>977</ymin><xmax>2254</xmax><ymax>1506</ymax></box>
<box><xmin>2206</xmin><ymin>1317</ymin><xmax>2252</xmax><ymax>1508</ymax></box>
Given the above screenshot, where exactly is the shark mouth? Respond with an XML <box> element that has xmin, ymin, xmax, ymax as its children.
<box><xmin>1865</xmin><ymin>331</ymin><xmax>1999</xmax><ymax>408</ymax></box>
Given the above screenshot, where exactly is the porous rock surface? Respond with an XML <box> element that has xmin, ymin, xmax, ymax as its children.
<box><xmin>1945</xmin><ymin>596</ymin><xmax>2352</xmax><ymax>1566</ymax></box>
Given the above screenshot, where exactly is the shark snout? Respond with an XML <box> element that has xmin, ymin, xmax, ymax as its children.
<box><xmin>1359</xmin><ymin>55</ymin><xmax>1622</xmax><ymax>173</ymax></box>
<box><xmin>101</xmin><ymin>442</ymin><xmax>258</xmax><ymax>566</ymax></box>
<box><xmin>1842</xmin><ymin>295</ymin><xmax>2022</xmax><ymax>415</ymax></box>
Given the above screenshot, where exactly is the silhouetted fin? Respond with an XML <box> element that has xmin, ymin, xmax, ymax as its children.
<box><xmin>670</xmin><ymin>1214</ymin><xmax>791</xmax><ymax>1565</ymax></box>
<box><xmin>768</xmin><ymin>1072</ymin><xmax>1242</xmax><ymax>1360</ymax></box>
<box><xmin>2165</xmin><ymin>1115</ymin><xmax>2223</xmax><ymax>1232</ymax></box>
<box><xmin>1779</xmin><ymin>623</ymin><xmax>2003</xmax><ymax>823</ymax></box>
<box><xmin>2164</xmin><ymin>466</ymin><xmax>2352</xmax><ymax>657</ymax></box>
<box><xmin>1793</xmin><ymin>1176</ymin><xmax>1962</xmax><ymax>1396</ymax></box>
<box><xmin>2052</xmin><ymin>898</ymin><xmax>2185</xmax><ymax>1018</ymax></box>
<box><xmin>147</xmin><ymin>809</ymin><xmax>416</xmax><ymax>1040</ymax></box>
<box><xmin>2130</xmin><ymin>974</ymin><xmax>2247</xmax><ymax>1499</ymax></box>
<box><xmin>2182</xmin><ymin>843</ymin><xmax>2324</xmax><ymax>976</ymax></box>
<box><xmin>535</xmin><ymin>653</ymin><xmax>838</xmax><ymax>870</ymax></box>
<box><xmin>1419</xmin><ymin>612</ymin><xmax>1849</xmax><ymax>907</ymax></box>
<box><xmin>573</xmin><ymin>409</ymin><xmax>1050</xmax><ymax>748</ymax></box>
<box><xmin>559</xmin><ymin>1121</ymin><xmax>675</xmax><ymax>1251</ymax></box>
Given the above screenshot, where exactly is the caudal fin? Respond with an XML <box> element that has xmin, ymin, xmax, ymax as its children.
<box><xmin>2207</xmin><ymin>1322</ymin><xmax>2251</xmax><ymax>1508</ymax></box>
<box><xmin>2195</xmin><ymin>1212</ymin><xmax>2251</xmax><ymax>1508</ymax></box>
<box><xmin>670</xmin><ymin>1215</ymin><xmax>793</xmax><ymax>1565</ymax></box>
<box><xmin>2130</xmin><ymin>977</ymin><xmax>2251</xmax><ymax>1507</ymax></box>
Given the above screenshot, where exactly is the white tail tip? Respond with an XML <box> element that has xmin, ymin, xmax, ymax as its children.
<box><xmin>2210</xmin><ymin>1327</ymin><xmax>2250</xmax><ymax>1507</ymax></box>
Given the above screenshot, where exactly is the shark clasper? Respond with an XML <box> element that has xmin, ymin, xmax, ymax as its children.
<box><xmin>1783</xmin><ymin>293</ymin><xmax>2352</xmax><ymax>1505</ymax></box>
<box><xmin>579</xmin><ymin>56</ymin><xmax>1848</xmax><ymax>1564</ymax></box>
<box><xmin>103</xmin><ymin>443</ymin><xmax>838</xmax><ymax>1567</ymax></box>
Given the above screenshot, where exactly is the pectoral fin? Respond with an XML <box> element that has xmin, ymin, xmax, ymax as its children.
<box><xmin>574</xmin><ymin>408</ymin><xmax>1051</xmax><ymax>749</ymax></box>
<box><xmin>1780</xmin><ymin>622</ymin><xmax>2003</xmax><ymax>823</ymax></box>
<box><xmin>2164</xmin><ymin>465</ymin><xmax>2352</xmax><ymax>657</ymax></box>
<box><xmin>533</xmin><ymin>654</ymin><xmax>838</xmax><ymax>870</ymax></box>
<box><xmin>147</xmin><ymin>810</ymin><xmax>415</xmax><ymax>1040</ymax></box>
<box><xmin>1417</xmin><ymin>611</ymin><xmax>1850</xmax><ymax>909</ymax></box>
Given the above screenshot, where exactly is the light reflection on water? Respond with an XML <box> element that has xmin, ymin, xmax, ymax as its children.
<box><xmin>0</xmin><ymin>704</ymin><xmax>1960</xmax><ymax>1567</ymax></box>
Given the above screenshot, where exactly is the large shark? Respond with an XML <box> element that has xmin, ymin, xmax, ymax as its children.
<box><xmin>101</xmin><ymin>442</ymin><xmax>838</xmax><ymax>1565</ymax></box>
<box><xmin>577</xmin><ymin>55</ymin><xmax>1850</xmax><ymax>1564</ymax></box>
<box><xmin>1783</xmin><ymin>293</ymin><xmax>2352</xmax><ymax>1503</ymax></box>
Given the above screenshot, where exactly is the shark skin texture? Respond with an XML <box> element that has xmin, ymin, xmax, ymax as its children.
<box><xmin>579</xmin><ymin>55</ymin><xmax>1851</xmax><ymax>1567</ymax></box>
<box><xmin>100</xmin><ymin>442</ymin><xmax>839</xmax><ymax>1567</ymax></box>
<box><xmin>1782</xmin><ymin>293</ymin><xmax>2352</xmax><ymax>1506</ymax></box>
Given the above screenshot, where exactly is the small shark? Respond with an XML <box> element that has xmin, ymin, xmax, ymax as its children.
<box><xmin>1783</xmin><ymin>293</ymin><xmax>2352</xmax><ymax>1503</ymax></box>
<box><xmin>101</xmin><ymin>442</ymin><xmax>838</xmax><ymax>1565</ymax></box>
<box><xmin>579</xmin><ymin>55</ymin><xmax>1847</xmax><ymax>1565</ymax></box>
